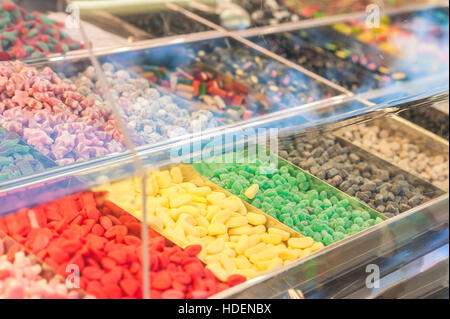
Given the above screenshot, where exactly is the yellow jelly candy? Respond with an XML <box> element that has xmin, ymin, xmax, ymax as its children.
<box><xmin>244</xmin><ymin>184</ymin><xmax>259</xmax><ymax>199</ymax></box>
<box><xmin>225</xmin><ymin>216</ymin><xmax>248</xmax><ymax>228</ymax></box>
<box><xmin>268</xmin><ymin>227</ymin><xmax>290</xmax><ymax>241</ymax></box>
<box><xmin>288</xmin><ymin>237</ymin><xmax>314</xmax><ymax>249</ymax></box>
<box><xmin>208</xmin><ymin>223</ymin><xmax>227</xmax><ymax>236</ymax></box>
<box><xmin>247</xmin><ymin>212</ymin><xmax>267</xmax><ymax>226</ymax></box>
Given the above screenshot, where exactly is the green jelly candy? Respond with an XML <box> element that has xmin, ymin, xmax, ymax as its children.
<box><xmin>298</xmin><ymin>200</ymin><xmax>309</xmax><ymax>208</ymax></box>
<box><xmin>284</xmin><ymin>217</ymin><xmax>294</xmax><ymax>227</ymax></box>
<box><xmin>286</xmin><ymin>176</ymin><xmax>296</xmax><ymax>186</ymax></box>
<box><xmin>252</xmin><ymin>199</ymin><xmax>261</xmax><ymax>208</ymax></box>
<box><xmin>295</xmin><ymin>224</ymin><xmax>304</xmax><ymax>232</ymax></box>
<box><xmin>361</xmin><ymin>211</ymin><xmax>371</xmax><ymax>221</ymax></box>
<box><xmin>323</xmin><ymin>207</ymin><xmax>335</xmax><ymax>218</ymax></box>
<box><xmin>335</xmin><ymin>226</ymin><xmax>346</xmax><ymax>233</ymax></box>
<box><xmin>263</xmin><ymin>189</ymin><xmax>277</xmax><ymax>197</ymax></box>
<box><xmin>275</xmin><ymin>185</ymin><xmax>289</xmax><ymax>196</ymax></box>
<box><xmin>350</xmin><ymin>224</ymin><xmax>361</xmax><ymax>233</ymax></box>
<box><xmin>313</xmin><ymin>207</ymin><xmax>322</xmax><ymax>215</ymax></box>
<box><xmin>330</xmin><ymin>196</ymin><xmax>339</xmax><ymax>204</ymax></box>
<box><xmin>299</xmin><ymin>182</ymin><xmax>309</xmax><ymax>192</ymax></box>
<box><xmin>361</xmin><ymin>221</ymin><xmax>371</xmax><ymax>229</ymax></box>
<box><xmin>311</xmin><ymin>220</ymin><xmax>327</xmax><ymax>232</ymax></box>
<box><xmin>313</xmin><ymin>232</ymin><xmax>322</xmax><ymax>243</ymax></box>
<box><xmin>337</xmin><ymin>199</ymin><xmax>350</xmax><ymax>208</ymax></box>
<box><xmin>317</xmin><ymin>213</ymin><xmax>328</xmax><ymax>221</ymax></box>
<box><xmin>333</xmin><ymin>232</ymin><xmax>346</xmax><ymax>241</ymax></box>
<box><xmin>261</xmin><ymin>202</ymin><xmax>273</xmax><ymax>212</ymax></box>
<box><xmin>281</xmin><ymin>206</ymin><xmax>293</xmax><ymax>215</ymax></box>
<box><xmin>303</xmin><ymin>226</ymin><xmax>315</xmax><ymax>237</ymax></box>
<box><xmin>296</xmin><ymin>171</ymin><xmax>307</xmax><ymax>183</ymax></box>
<box><xmin>319</xmin><ymin>190</ymin><xmax>328</xmax><ymax>200</ymax></box>
<box><xmin>307</xmin><ymin>190</ymin><xmax>319</xmax><ymax>201</ymax></box>
<box><xmin>279</xmin><ymin>166</ymin><xmax>289</xmax><ymax>175</ymax></box>
<box><xmin>354</xmin><ymin>217</ymin><xmax>364</xmax><ymax>226</ymax></box>
<box><xmin>323</xmin><ymin>199</ymin><xmax>332</xmax><ymax>208</ymax></box>
<box><xmin>312</xmin><ymin>199</ymin><xmax>323</xmax><ymax>208</ymax></box>
<box><xmin>351</xmin><ymin>210</ymin><xmax>362</xmax><ymax>219</ymax></box>
<box><xmin>375</xmin><ymin>217</ymin><xmax>384</xmax><ymax>224</ymax></box>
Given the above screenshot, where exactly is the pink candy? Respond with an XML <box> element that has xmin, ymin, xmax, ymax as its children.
<box><xmin>0</xmin><ymin>237</ymin><xmax>90</xmax><ymax>299</ymax></box>
<box><xmin>0</xmin><ymin>61</ymin><xmax>127</xmax><ymax>165</ymax></box>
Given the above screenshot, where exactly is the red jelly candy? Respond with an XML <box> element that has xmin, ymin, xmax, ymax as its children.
<box><xmin>152</xmin><ymin>271</ymin><xmax>172</xmax><ymax>291</ymax></box>
<box><xmin>184</xmin><ymin>245</ymin><xmax>202</xmax><ymax>257</ymax></box>
<box><xmin>83</xmin><ymin>266</ymin><xmax>105</xmax><ymax>280</ymax></box>
<box><xmin>99</xmin><ymin>216</ymin><xmax>113</xmax><ymax>230</ymax></box>
<box><xmin>226</xmin><ymin>274</ymin><xmax>246</xmax><ymax>286</ymax></box>
<box><xmin>120</xmin><ymin>278</ymin><xmax>140</xmax><ymax>297</ymax></box>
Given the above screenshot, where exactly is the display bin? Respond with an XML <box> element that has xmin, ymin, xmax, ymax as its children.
<box><xmin>0</xmin><ymin>0</ymin><xmax>448</xmax><ymax>299</ymax></box>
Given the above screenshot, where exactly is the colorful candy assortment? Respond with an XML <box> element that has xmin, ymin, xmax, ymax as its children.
<box><xmin>279</xmin><ymin>134</ymin><xmax>435</xmax><ymax>216</ymax></box>
<box><xmin>97</xmin><ymin>166</ymin><xmax>322</xmax><ymax>280</ymax></box>
<box><xmin>333</xmin><ymin>9</ymin><xmax>449</xmax><ymax>75</ymax></box>
<box><xmin>0</xmin><ymin>2</ymin><xmax>84</xmax><ymax>60</ymax></box>
<box><xmin>132</xmin><ymin>48</ymin><xmax>254</xmax><ymax>124</ymax></box>
<box><xmin>1</xmin><ymin>127</ymin><xmax>55</xmax><ymax>182</ymax></box>
<box><xmin>253</xmin><ymin>32</ymin><xmax>388</xmax><ymax>92</ymax></box>
<box><xmin>0</xmin><ymin>61</ymin><xmax>125</xmax><ymax>166</ymax></box>
<box><xmin>193</xmin><ymin>154</ymin><xmax>384</xmax><ymax>246</ymax></box>
<box><xmin>281</xmin><ymin>0</ymin><xmax>440</xmax><ymax>18</ymax></box>
<box><xmin>0</xmin><ymin>191</ymin><xmax>243</xmax><ymax>299</ymax></box>
<box><xmin>0</xmin><ymin>236</ymin><xmax>88</xmax><ymax>299</ymax></box>
<box><xmin>191</xmin><ymin>39</ymin><xmax>336</xmax><ymax>111</ymax></box>
<box><xmin>72</xmin><ymin>62</ymin><xmax>220</xmax><ymax>144</ymax></box>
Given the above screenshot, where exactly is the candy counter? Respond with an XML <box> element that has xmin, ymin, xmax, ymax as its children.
<box><xmin>0</xmin><ymin>0</ymin><xmax>449</xmax><ymax>299</ymax></box>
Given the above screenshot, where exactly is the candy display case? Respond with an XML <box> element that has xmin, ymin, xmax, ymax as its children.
<box><xmin>0</xmin><ymin>0</ymin><xmax>449</xmax><ymax>299</ymax></box>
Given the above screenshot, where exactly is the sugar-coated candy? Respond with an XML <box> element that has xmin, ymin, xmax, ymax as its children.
<box><xmin>196</xmin><ymin>154</ymin><xmax>384</xmax><ymax>246</ymax></box>
<box><xmin>0</xmin><ymin>61</ymin><xmax>126</xmax><ymax>165</ymax></box>
<box><xmin>0</xmin><ymin>237</ymin><xmax>88</xmax><ymax>299</ymax></box>
<box><xmin>279</xmin><ymin>133</ymin><xmax>435</xmax><ymax>217</ymax></box>
<box><xmin>0</xmin><ymin>2</ymin><xmax>84</xmax><ymax>60</ymax></box>
<box><xmin>96</xmin><ymin>165</ymin><xmax>319</xmax><ymax>281</ymax></box>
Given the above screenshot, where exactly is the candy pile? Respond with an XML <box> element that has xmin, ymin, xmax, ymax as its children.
<box><xmin>300</xmin><ymin>27</ymin><xmax>407</xmax><ymax>84</ymax></box>
<box><xmin>0</xmin><ymin>61</ymin><xmax>125</xmax><ymax>166</ymax></box>
<box><xmin>341</xmin><ymin>122</ymin><xmax>449</xmax><ymax>191</ymax></box>
<box><xmin>281</xmin><ymin>0</ymin><xmax>431</xmax><ymax>18</ymax></box>
<box><xmin>279</xmin><ymin>134</ymin><xmax>433</xmax><ymax>217</ymax></box>
<box><xmin>399</xmin><ymin>107</ymin><xmax>449</xmax><ymax>141</ymax></box>
<box><xmin>333</xmin><ymin>10</ymin><xmax>449</xmax><ymax>74</ymax></box>
<box><xmin>254</xmin><ymin>32</ymin><xmax>386</xmax><ymax>92</ymax></box>
<box><xmin>193</xmin><ymin>40</ymin><xmax>336</xmax><ymax>111</ymax></box>
<box><xmin>0</xmin><ymin>2</ymin><xmax>84</xmax><ymax>60</ymax></box>
<box><xmin>0</xmin><ymin>191</ymin><xmax>242</xmax><ymax>299</ymax></box>
<box><xmin>240</xmin><ymin>0</ymin><xmax>301</xmax><ymax>27</ymax></box>
<box><xmin>194</xmin><ymin>156</ymin><xmax>384</xmax><ymax>245</ymax></box>
<box><xmin>0</xmin><ymin>237</ymin><xmax>87</xmax><ymax>298</ymax></box>
<box><xmin>72</xmin><ymin>63</ymin><xmax>219</xmax><ymax>144</ymax></box>
<box><xmin>97</xmin><ymin>166</ymin><xmax>321</xmax><ymax>280</ymax></box>
<box><xmin>119</xmin><ymin>11</ymin><xmax>210</xmax><ymax>38</ymax></box>
<box><xmin>1</xmin><ymin>127</ymin><xmax>54</xmax><ymax>182</ymax></box>
<box><xmin>136</xmin><ymin>58</ymin><xmax>253</xmax><ymax>124</ymax></box>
